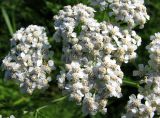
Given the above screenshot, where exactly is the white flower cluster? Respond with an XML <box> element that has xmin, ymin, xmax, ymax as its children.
<box><xmin>54</xmin><ymin>4</ymin><xmax>141</xmax><ymax>64</ymax></box>
<box><xmin>54</xmin><ymin>3</ymin><xmax>142</xmax><ymax>115</ymax></box>
<box><xmin>122</xmin><ymin>94</ymin><xmax>156</xmax><ymax>118</ymax></box>
<box><xmin>146</xmin><ymin>33</ymin><xmax>160</xmax><ymax>71</ymax></box>
<box><xmin>123</xmin><ymin>33</ymin><xmax>160</xmax><ymax>118</ymax></box>
<box><xmin>2</xmin><ymin>25</ymin><xmax>55</xmax><ymax>94</ymax></box>
<box><xmin>58</xmin><ymin>57</ymin><xmax>123</xmax><ymax>115</ymax></box>
<box><xmin>89</xmin><ymin>0</ymin><xmax>150</xmax><ymax>29</ymax></box>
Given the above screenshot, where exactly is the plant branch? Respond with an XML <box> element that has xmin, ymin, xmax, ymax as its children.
<box><xmin>123</xmin><ymin>79</ymin><xmax>140</xmax><ymax>88</ymax></box>
<box><xmin>35</xmin><ymin>96</ymin><xmax>67</xmax><ymax>118</ymax></box>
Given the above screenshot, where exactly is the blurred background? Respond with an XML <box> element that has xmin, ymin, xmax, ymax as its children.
<box><xmin>0</xmin><ymin>0</ymin><xmax>160</xmax><ymax>117</ymax></box>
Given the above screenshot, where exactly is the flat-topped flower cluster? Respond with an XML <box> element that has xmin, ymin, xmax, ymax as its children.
<box><xmin>54</xmin><ymin>4</ymin><xmax>142</xmax><ymax>64</ymax></box>
<box><xmin>54</xmin><ymin>3</ymin><xmax>142</xmax><ymax>115</ymax></box>
<box><xmin>2</xmin><ymin>25</ymin><xmax>55</xmax><ymax>94</ymax></box>
<box><xmin>90</xmin><ymin>0</ymin><xmax>150</xmax><ymax>29</ymax></box>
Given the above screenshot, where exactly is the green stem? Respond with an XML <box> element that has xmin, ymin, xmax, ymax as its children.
<box><xmin>123</xmin><ymin>80</ymin><xmax>140</xmax><ymax>88</ymax></box>
<box><xmin>35</xmin><ymin>105</ymin><xmax>48</xmax><ymax>118</ymax></box>
<box><xmin>35</xmin><ymin>96</ymin><xmax>67</xmax><ymax>118</ymax></box>
<box><xmin>51</xmin><ymin>96</ymin><xmax>67</xmax><ymax>103</ymax></box>
<box><xmin>13</xmin><ymin>97</ymin><xmax>29</xmax><ymax>106</ymax></box>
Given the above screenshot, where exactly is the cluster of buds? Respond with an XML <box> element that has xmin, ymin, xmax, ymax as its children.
<box><xmin>54</xmin><ymin>4</ymin><xmax>141</xmax><ymax>64</ymax></box>
<box><xmin>2</xmin><ymin>25</ymin><xmax>55</xmax><ymax>94</ymax></box>
<box><xmin>57</xmin><ymin>56</ymin><xmax>123</xmax><ymax>115</ymax></box>
<box><xmin>89</xmin><ymin>0</ymin><xmax>150</xmax><ymax>29</ymax></box>
<box><xmin>123</xmin><ymin>33</ymin><xmax>160</xmax><ymax>118</ymax></box>
<box><xmin>54</xmin><ymin>3</ymin><xmax>142</xmax><ymax>115</ymax></box>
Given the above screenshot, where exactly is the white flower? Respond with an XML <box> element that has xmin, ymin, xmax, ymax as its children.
<box><xmin>48</xmin><ymin>60</ymin><xmax>54</xmax><ymax>68</ymax></box>
<box><xmin>124</xmin><ymin>94</ymin><xmax>156</xmax><ymax>118</ymax></box>
<box><xmin>124</xmin><ymin>33</ymin><xmax>160</xmax><ymax>117</ymax></box>
<box><xmin>9</xmin><ymin>115</ymin><xmax>15</xmax><ymax>118</ymax></box>
<box><xmin>89</xmin><ymin>0</ymin><xmax>150</xmax><ymax>29</ymax></box>
<box><xmin>54</xmin><ymin>4</ymin><xmax>141</xmax><ymax>64</ymax></box>
<box><xmin>54</xmin><ymin>3</ymin><xmax>142</xmax><ymax>116</ymax></box>
<box><xmin>2</xmin><ymin>25</ymin><xmax>55</xmax><ymax>94</ymax></box>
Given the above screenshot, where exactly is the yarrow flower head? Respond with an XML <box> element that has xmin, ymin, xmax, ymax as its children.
<box><xmin>89</xmin><ymin>0</ymin><xmax>150</xmax><ymax>29</ymax></box>
<box><xmin>2</xmin><ymin>25</ymin><xmax>55</xmax><ymax>94</ymax></box>
<box><xmin>123</xmin><ymin>33</ymin><xmax>160</xmax><ymax>118</ymax></box>
<box><xmin>57</xmin><ymin>56</ymin><xmax>124</xmax><ymax>115</ymax></box>
<box><xmin>54</xmin><ymin>3</ymin><xmax>141</xmax><ymax>64</ymax></box>
<box><xmin>54</xmin><ymin>3</ymin><xmax>129</xmax><ymax>115</ymax></box>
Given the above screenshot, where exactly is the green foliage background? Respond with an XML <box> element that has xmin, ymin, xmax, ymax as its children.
<box><xmin>0</xmin><ymin>0</ymin><xmax>160</xmax><ymax>117</ymax></box>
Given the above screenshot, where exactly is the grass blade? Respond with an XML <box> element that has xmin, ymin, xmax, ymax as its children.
<box><xmin>1</xmin><ymin>7</ymin><xmax>14</xmax><ymax>36</ymax></box>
